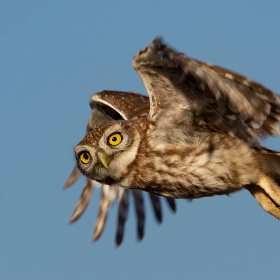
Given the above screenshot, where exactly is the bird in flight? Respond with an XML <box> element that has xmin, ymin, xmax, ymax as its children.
<box><xmin>65</xmin><ymin>91</ymin><xmax>177</xmax><ymax>246</ymax></box>
<box><xmin>74</xmin><ymin>38</ymin><xmax>280</xmax><ymax>221</ymax></box>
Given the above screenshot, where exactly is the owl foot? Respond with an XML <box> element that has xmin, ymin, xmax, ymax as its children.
<box><xmin>257</xmin><ymin>173</ymin><xmax>280</xmax><ymax>206</ymax></box>
<box><xmin>247</xmin><ymin>185</ymin><xmax>280</xmax><ymax>220</ymax></box>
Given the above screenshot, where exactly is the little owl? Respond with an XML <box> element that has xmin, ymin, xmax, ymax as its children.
<box><xmin>65</xmin><ymin>91</ymin><xmax>177</xmax><ymax>246</ymax></box>
<box><xmin>74</xmin><ymin>38</ymin><xmax>280</xmax><ymax>222</ymax></box>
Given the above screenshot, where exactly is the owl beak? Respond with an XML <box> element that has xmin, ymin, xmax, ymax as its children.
<box><xmin>97</xmin><ymin>152</ymin><xmax>112</xmax><ymax>169</ymax></box>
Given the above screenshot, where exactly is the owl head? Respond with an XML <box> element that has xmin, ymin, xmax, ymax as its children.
<box><xmin>75</xmin><ymin>120</ymin><xmax>142</xmax><ymax>184</ymax></box>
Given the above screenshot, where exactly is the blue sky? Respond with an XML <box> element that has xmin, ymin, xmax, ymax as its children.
<box><xmin>1</xmin><ymin>1</ymin><xmax>280</xmax><ymax>279</ymax></box>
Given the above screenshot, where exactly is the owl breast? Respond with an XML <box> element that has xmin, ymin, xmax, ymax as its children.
<box><xmin>118</xmin><ymin>132</ymin><xmax>260</xmax><ymax>199</ymax></box>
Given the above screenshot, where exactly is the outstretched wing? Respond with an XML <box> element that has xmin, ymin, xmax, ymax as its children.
<box><xmin>65</xmin><ymin>90</ymin><xmax>176</xmax><ymax>246</ymax></box>
<box><xmin>133</xmin><ymin>38</ymin><xmax>280</xmax><ymax>143</ymax></box>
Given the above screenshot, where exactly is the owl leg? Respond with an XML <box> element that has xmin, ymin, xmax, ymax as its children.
<box><xmin>257</xmin><ymin>173</ymin><xmax>280</xmax><ymax>206</ymax></box>
<box><xmin>247</xmin><ymin>185</ymin><xmax>280</xmax><ymax>220</ymax></box>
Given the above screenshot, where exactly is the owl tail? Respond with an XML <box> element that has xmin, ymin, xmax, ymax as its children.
<box><xmin>247</xmin><ymin>147</ymin><xmax>280</xmax><ymax>220</ymax></box>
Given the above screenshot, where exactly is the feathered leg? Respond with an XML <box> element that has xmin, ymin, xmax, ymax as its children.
<box><xmin>247</xmin><ymin>185</ymin><xmax>280</xmax><ymax>220</ymax></box>
<box><xmin>257</xmin><ymin>173</ymin><xmax>280</xmax><ymax>206</ymax></box>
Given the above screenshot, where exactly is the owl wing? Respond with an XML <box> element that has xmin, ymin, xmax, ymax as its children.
<box><xmin>133</xmin><ymin>38</ymin><xmax>280</xmax><ymax>143</ymax></box>
<box><xmin>64</xmin><ymin>90</ymin><xmax>176</xmax><ymax>246</ymax></box>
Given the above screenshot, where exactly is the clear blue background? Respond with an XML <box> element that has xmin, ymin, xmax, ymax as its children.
<box><xmin>1</xmin><ymin>1</ymin><xmax>280</xmax><ymax>279</ymax></box>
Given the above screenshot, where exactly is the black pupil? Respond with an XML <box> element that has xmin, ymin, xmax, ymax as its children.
<box><xmin>83</xmin><ymin>153</ymin><xmax>89</xmax><ymax>160</ymax></box>
<box><xmin>112</xmin><ymin>136</ymin><xmax>117</xmax><ymax>142</ymax></box>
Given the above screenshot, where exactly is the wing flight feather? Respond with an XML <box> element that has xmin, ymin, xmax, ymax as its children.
<box><xmin>133</xmin><ymin>38</ymin><xmax>280</xmax><ymax>143</ymax></box>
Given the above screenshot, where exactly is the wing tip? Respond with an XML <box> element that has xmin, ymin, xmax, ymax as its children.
<box><xmin>137</xmin><ymin>227</ymin><xmax>144</xmax><ymax>241</ymax></box>
<box><xmin>92</xmin><ymin>229</ymin><xmax>103</xmax><ymax>242</ymax></box>
<box><xmin>69</xmin><ymin>214</ymin><xmax>79</xmax><ymax>224</ymax></box>
<box><xmin>63</xmin><ymin>166</ymin><xmax>81</xmax><ymax>189</ymax></box>
<box><xmin>113</xmin><ymin>242</ymin><xmax>120</xmax><ymax>248</ymax></box>
<box><xmin>166</xmin><ymin>197</ymin><xmax>177</xmax><ymax>212</ymax></box>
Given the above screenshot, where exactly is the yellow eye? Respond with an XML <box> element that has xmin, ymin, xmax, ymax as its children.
<box><xmin>79</xmin><ymin>152</ymin><xmax>91</xmax><ymax>164</ymax></box>
<box><xmin>108</xmin><ymin>133</ymin><xmax>122</xmax><ymax>146</ymax></box>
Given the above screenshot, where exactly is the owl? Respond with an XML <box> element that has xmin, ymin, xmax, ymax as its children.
<box><xmin>75</xmin><ymin>38</ymin><xmax>280</xmax><ymax>221</ymax></box>
<box><xmin>65</xmin><ymin>91</ymin><xmax>177</xmax><ymax>246</ymax></box>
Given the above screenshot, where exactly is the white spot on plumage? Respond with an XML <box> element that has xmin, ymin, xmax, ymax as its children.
<box><xmin>225</xmin><ymin>73</ymin><xmax>234</xmax><ymax>79</ymax></box>
<box><xmin>243</xmin><ymin>78</ymin><xmax>251</xmax><ymax>86</ymax></box>
<box><xmin>140</xmin><ymin>113</ymin><xmax>149</xmax><ymax>117</ymax></box>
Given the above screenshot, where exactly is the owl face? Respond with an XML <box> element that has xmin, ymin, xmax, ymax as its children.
<box><xmin>75</xmin><ymin>121</ymin><xmax>141</xmax><ymax>184</ymax></box>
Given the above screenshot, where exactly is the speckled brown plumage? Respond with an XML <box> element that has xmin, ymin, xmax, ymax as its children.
<box><xmin>75</xmin><ymin>38</ymin><xmax>280</xmax><ymax>222</ymax></box>
<box><xmin>65</xmin><ymin>91</ymin><xmax>176</xmax><ymax>246</ymax></box>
